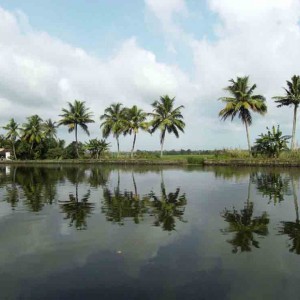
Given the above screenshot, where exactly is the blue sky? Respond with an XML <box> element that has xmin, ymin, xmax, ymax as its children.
<box><xmin>0</xmin><ymin>0</ymin><xmax>300</xmax><ymax>151</ymax></box>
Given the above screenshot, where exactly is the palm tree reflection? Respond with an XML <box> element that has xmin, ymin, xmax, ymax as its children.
<box><xmin>252</xmin><ymin>172</ymin><xmax>291</xmax><ymax>205</ymax></box>
<box><xmin>221</xmin><ymin>177</ymin><xmax>269</xmax><ymax>253</ymax></box>
<box><xmin>278</xmin><ymin>177</ymin><xmax>300</xmax><ymax>254</ymax></box>
<box><xmin>149</xmin><ymin>181</ymin><xmax>187</xmax><ymax>232</ymax></box>
<box><xmin>102</xmin><ymin>172</ymin><xmax>150</xmax><ymax>225</ymax></box>
<box><xmin>102</xmin><ymin>171</ymin><xmax>187</xmax><ymax>231</ymax></box>
<box><xmin>60</xmin><ymin>183</ymin><xmax>94</xmax><ymax>230</ymax></box>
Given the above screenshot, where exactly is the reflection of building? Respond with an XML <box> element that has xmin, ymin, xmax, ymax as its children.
<box><xmin>0</xmin><ymin>148</ymin><xmax>11</xmax><ymax>160</ymax></box>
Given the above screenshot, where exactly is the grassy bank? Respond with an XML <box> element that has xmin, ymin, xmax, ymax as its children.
<box><xmin>1</xmin><ymin>150</ymin><xmax>300</xmax><ymax>167</ymax></box>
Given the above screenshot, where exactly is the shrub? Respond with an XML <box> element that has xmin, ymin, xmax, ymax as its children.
<box><xmin>187</xmin><ymin>156</ymin><xmax>205</xmax><ymax>165</ymax></box>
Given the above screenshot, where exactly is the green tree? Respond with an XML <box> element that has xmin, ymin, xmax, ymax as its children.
<box><xmin>253</xmin><ymin>125</ymin><xmax>290</xmax><ymax>158</ymax></box>
<box><xmin>123</xmin><ymin>105</ymin><xmax>148</xmax><ymax>158</ymax></box>
<box><xmin>84</xmin><ymin>138</ymin><xmax>110</xmax><ymax>159</ymax></box>
<box><xmin>219</xmin><ymin>76</ymin><xmax>267</xmax><ymax>154</ymax></box>
<box><xmin>100</xmin><ymin>103</ymin><xmax>126</xmax><ymax>157</ymax></box>
<box><xmin>20</xmin><ymin>115</ymin><xmax>45</xmax><ymax>157</ymax></box>
<box><xmin>59</xmin><ymin>100</ymin><xmax>94</xmax><ymax>158</ymax></box>
<box><xmin>43</xmin><ymin>118</ymin><xmax>58</xmax><ymax>140</ymax></box>
<box><xmin>273</xmin><ymin>75</ymin><xmax>300</xmax><ymax>150</ymax></box>
<box><xmin>3</xmin><ymin>118</ymin><xmax>19</xmax><ymax>159</ymax></box>
<box><xmin>149</xmin><ymin>95</ymin><xmax>185</xmax><ymax>157</ymax></box>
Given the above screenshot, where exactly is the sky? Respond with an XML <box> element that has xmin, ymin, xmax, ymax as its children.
<box><xmin>0</xmin><ymin>0</ymin><xmax>300</xmax><ymax>151</ymax></box>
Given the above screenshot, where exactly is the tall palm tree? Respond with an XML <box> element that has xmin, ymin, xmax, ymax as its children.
<box><xmin>21</xmin><ymin>115</ymin><xmax>45</xmax><ymax>155</ymax></box>
<box><xmin>3</xmin><ymin>118</ymin><xmax>19</xmax><ymax>159</ymax></box>
<box><xmin>123</xmin><ymin>105</ymin><xmax>148</xmax><ymax>158</ymax></box>
<box><xmin>58</xmin><ymin>100</ymin><xmax>94</xmax><ymax>158</ymax></box>
<box><xmin>100</xmin><ymin>103</ymin><xmax>126</xmax><ymax>157</ymax></box>
<box><xmin>219</xmin><ymin>76</ymin><xmax>267</xmax><ymax>154</ymax></box>
<box><xmin>149</xmin><ymin>95</ymin><xmax>185</xmax><ymax>157</ymax></box>
<box><xmin>273</xmin><ymin>75</ymin><xmax>300</xmax><ymax>150</ymax></box>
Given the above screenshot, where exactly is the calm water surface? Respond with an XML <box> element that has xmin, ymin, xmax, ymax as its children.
<box><xmin>1</xmin><ymin>165</ymin><xmax>300</xmax><ymax>299</ymax></box>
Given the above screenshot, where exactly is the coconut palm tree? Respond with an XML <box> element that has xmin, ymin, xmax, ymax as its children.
<box><xmin>123</xmin><ymin>105</ymin><xmax>148</xmax><ymax>158</ymax></box>
<box><xmin>273</xmin><ymin>75</ymin><xmax>300</xmax><ymax>150</ymax></box>
<box><xmin>3</xmin><ymin>118</ymin><xmax>19</xmax><ymax>159</ymax></box>
<box><xmin>150</xmin><ymin>95</ymin><xmax>185</xmax><ymax>157</ymax></box>
<box><xmin>58</xmin><ymin>100</ymin><xmax>94</xmax><ymax>158</ymax></box>
<box><xmin>43</xmin><ymin>118</ymin><xmax>58</xmax><ymax>140</ymax></box>
<box><xmin>21</xmin><ymin>115</ymin><xmax>45</xmax><ymax>156</ymax></box>
<box><xmin>100</xmin><ymin>103</ymin><xmax>126</xmax><ymax>157</ymax></box>
<box><xmin>219</xmin><ymin>76</ymin><xmax>267</xmax><ymax>154</ymax></box>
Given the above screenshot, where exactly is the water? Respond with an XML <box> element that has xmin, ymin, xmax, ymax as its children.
<box><xmin>0</xmin><ymin>165</ymin><xmax>300</xmax><ymax>299</ymax></box>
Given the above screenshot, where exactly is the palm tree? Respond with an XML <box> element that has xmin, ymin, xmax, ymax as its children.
<box><xmin>3</xmin><ymin>118</ymin><xmax>19</xmax><ymax>159</ymax></box>
<box><xmin>149</xmin><ymin>95</ymin><xmax>185</xmax><ymax>157</ymax></box>
<box><xmin>100</xmin><ymin>103</ymin><xmax>126</xmax><ymax>157</ymax></box>
<box><xmin>43</xmin><ymin>119</ymin><xmax>58</xmax><ymax>140</ymax></box>
<box><xmin>123</xmin><ymin>105</ymin><xmax>148</xmax><ymax>158</ymax></box>
<box><xmin>273</xmin><ymin>75</ymin><xmax>300</xmax><ymax>150</ymax></box>
<box><xmin>21</xmin><ymin>115</ymin><xmax>45</xmax><ymax>155</ymax></box>
<box><xmin>219</xmin><ymin>76</ymin><xmax>267</xmax><ymax>154</ymax></box>
<box><xmin>58</xmin><ymin>100</ymin><xmax>94</xmax><ymax>158</ymax></box>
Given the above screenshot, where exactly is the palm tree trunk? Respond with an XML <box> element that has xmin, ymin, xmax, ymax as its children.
<box><xmin>160</xmin><ymin>130</ymin><xmax>166</xmax><ymax>158</ymax></box>
<box><xmin>131</xmin><ymin>133</ymin><xmax>136</xmax><ymax>158</ymax></box>
<box><xmin>116</xmin><ymin>136</ymin><xmax>120</xmax><ymax>158</ymax></box>
<box><xmin>291</xmin><ymin>105</ymin><xmax>298</xmax><ymax>150</ymax></box>
<box><xmin>75</xmin><ymin>124</ymin><xmax>79</xmax><ymax>158</ymax></box>
<box><xmin>245</xmin><ymin>122</ymin><xmax>251</xmax><ymax>155</ymax></box>
<box><xmin>12</xmin><ymin>142</ymin><xmax>17</xmax><ymax>159</ymax></box>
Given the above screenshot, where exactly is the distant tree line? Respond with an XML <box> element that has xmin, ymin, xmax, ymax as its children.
<box><xmin>0</xmin><ymin>95</ymin><xmax>185</xmax><ymax>160</ymax></box>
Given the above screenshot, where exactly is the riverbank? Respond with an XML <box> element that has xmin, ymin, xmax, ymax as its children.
<box><xmin>1</xmin><ymin>156</ymin><xmax>300</xmax><ymax>167</ymax></box>
<box><xmin>203</xmin><ymin>158</ymin><xmax>300</xmax><ymax>167</ymax></box>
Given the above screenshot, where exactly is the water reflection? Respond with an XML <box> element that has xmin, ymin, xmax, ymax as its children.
<box><xmin>102</xmin><ymin>171</ymin><xmax>187</xmax><ymax>231</ymax></box>
<box><xmin>251</xmin><ymin>172</ymin><xmax>291</xmax><ymax>205</ymax></box>
<box><xmin>102</xmin><ymin>173</ymin><xmax>150</xmax><ymax>225</ymax></box>
<box><xmin>148</xmin><ymin>179</ymin><xmax>187</xmax><ymax>231</ymax></box>
<box><xmin>0</xmin><ymin>166</ymin><xmax>188</xmax><ymax>232</ymax></box>
<box><xmin>221</xmin><ymin>177</ymin><xmax>269</xmax><ymax>253</ymax></box>
<box><xmin>278</xmin><ymin>177</ymin><xmax>300</xmax><ymax>254</ymax></box>
<box><xmin>60</xmin><ymin>183</ymin><xmax>94</xmax><ymax>230</ymax></box>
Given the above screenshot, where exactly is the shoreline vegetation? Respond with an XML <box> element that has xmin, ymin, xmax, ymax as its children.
<box><xmin>2</xmin><ymin>154</ymin><xmax>300</xmax><ymax>167</ymax></box>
